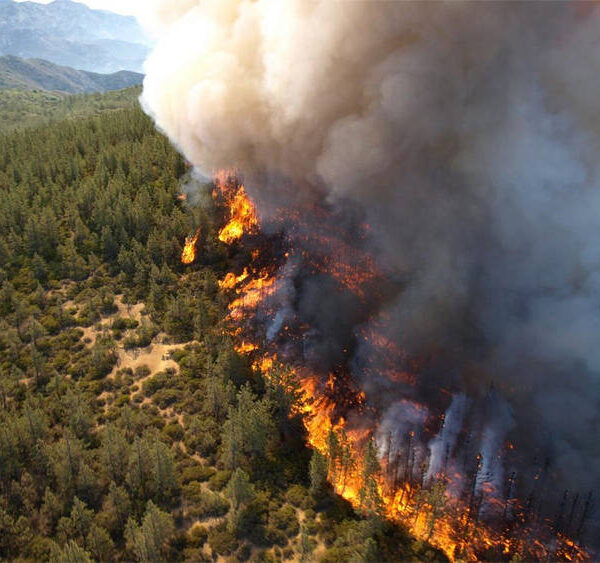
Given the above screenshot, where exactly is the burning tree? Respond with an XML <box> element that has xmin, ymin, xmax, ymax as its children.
<box><xmin>208</xmin><ymin>174</ymin><xmax>591</xmax><ymax>562</ymax></box>
<box><xmin>181</xmin><ymin>229</ymin><xmax>200</xmax><ymax>265</ymax></box>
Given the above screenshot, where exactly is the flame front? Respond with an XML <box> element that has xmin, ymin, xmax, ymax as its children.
<box><xmin>181</xmin><ymin>229</ymin><xmax>200</xmax><ymax>265</ymax></box>
<box><xmin>211</xmin><ymin>172</ymin><xmax>589</xmax><ymax>562</ymax></box>
<box><xmin>218</xmin><ymin>184</ymin><xmax>258</xmax><ymax>244</ymax></box>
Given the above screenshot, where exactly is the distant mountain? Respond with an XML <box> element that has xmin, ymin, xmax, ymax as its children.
<box><xmin>0</xmin><ymin>0</ymin><xmax>151</xmax><ymax>73</ymax></box>
<box><xmin>0</xmin><ymin>55</ymin><xmax>143</xmax><ymax>93</ymax></box>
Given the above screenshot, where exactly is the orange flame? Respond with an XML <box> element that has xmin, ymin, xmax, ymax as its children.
<box><xmin>218</xmin><ymin>268</ymin><xmax>250</xmax><ymax>290</ymax></box>
<box><xmin>227</xmin><ymin>271</ymin><xmax>276</xmax><ymax>320</ymax></box>
<box><xmin>235</xmin><ymin>341</ymin><xmax>259</xmax><ymax>354</ymax></box>
<box><xmin>218</xmin><ymin>185</ymin><xmax>258</xmax><ymax>244</ymax></box>
<box><xmin>212</xmin><ymin>171</ymin><xmax>590</xmax><ymax>562</ymax></box>
<box><xmin>181</xmin><ymin>229</ymin><xmax>200</xmax><ymax>265</ymax></box>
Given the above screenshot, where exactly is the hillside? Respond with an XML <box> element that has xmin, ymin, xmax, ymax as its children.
<box><xmin>0</xmin><ymin>95</ymin><xmax>445</xmax><ymax>562</ymax></box>
<box><xmin>0</xmin><ymin>0</ymin><xmax>150</xmax><ymax>73</ymax></box>
<box><xmin>0</xmin><ymin>55</ymin><xmax>143</xmax><ymax>93</ymax></box>
<box><xmin>0</xmin><ymin>86</ymin><xmax>141</xmax><ymax>132</ymax></box>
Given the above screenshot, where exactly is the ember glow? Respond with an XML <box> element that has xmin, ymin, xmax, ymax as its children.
<box><xmin>142</xmin><ymin>2</ymin><xmax>600</xmax><ymax>559</ymax></box>
<box><xmin>181</xmin><ymin>229</ymin><xmax>200</xmax><ymax>265</ymax></box>
<box><xmin>213</xmin><ymin>175</ymin><xmax>590</xmax><ymax>562</ymax></box>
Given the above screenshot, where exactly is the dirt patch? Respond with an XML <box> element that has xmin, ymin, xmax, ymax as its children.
<box><xmin>111</xmin><ymin>338</ymin><xmax>180</xmax><ymax>379</ymax></box>
<box><xmin>71</xmin><ymin>296</ymin><xmax>192</xmax><ymax>408</ymax></box>
<box><xmin>114</xmin><ymin>295</ymin><xmax>145</xmax><ymax>322</ymax></box>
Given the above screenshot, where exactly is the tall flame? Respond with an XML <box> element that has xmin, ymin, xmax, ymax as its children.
<box><xmin>211</xmin><ymin>172</ymin><xmax>589</xmax><ymax>562</ymax></box>
<box><xmin>218</xmin><ymin>185</ymin><xmax>258</xmax><ymax>244</ymax></box>
<box><xmin>181</xmin><ymin>229</ymin><xmax>200</xmax><ymax>265</ymax></box>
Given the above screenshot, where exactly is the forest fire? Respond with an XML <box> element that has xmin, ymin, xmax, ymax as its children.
<box><xmin>212</xmin><ymin>173</ymin><xmax>591</xmax><ymax>562</ymax></box>
<box><xmin>217</xmin><ymin>184</ymin><xmax>258</xmax><ymax>244</ymax></box>
<box><xmin>141</xmin><ymin>2</ymin><xmax>600</xmax><ymax>560</ymax></box>
<box><xmin>181</xmin><ymin>229</ymin><xmax>200</xmax><ymax>264</ymax></box>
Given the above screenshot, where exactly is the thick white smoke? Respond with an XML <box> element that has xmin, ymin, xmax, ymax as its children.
<box><xmin>141</xmin><ymin>0</ymin><xmax>600</xmax><ymax>537</ymax></box>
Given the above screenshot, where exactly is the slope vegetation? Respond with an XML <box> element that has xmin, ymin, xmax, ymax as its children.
<box><xmin>0</xmin><ymin>55</ymin><xmax>143</xmax><ymax>93</ymax></box>
<box><xmin>0</xmin><ymin>96</ymin><xmax>445</xmax><ymax>562</ymax></box>
<box><xmin>0</xmin><ymin>86</ymin><xmax>141</xmax><ymax>133</ymax></box>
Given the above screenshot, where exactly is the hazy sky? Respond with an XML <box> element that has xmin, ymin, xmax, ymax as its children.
<box><xmin>14</xmin><ymin>0</ymin><xmax>145</xmax><ymax>16</ymax></box>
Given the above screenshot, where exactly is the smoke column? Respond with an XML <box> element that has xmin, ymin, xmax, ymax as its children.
<box><xmin>141</xmin><ymin>0</ymin><xmax>600</xmax><ymax>545</ymax></box>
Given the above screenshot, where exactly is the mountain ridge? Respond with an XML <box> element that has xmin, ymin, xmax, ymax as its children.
<box><xmin>0</xmin><ymin>0</ymin><xmax>150</xmax><ymax>73</ymax></box>
<box><xmin>0</xmin><ymin>55</ymin><xmax>143</xmax><ymax>93</ymax></box>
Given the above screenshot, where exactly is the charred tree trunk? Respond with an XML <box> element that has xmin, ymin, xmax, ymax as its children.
<box><xmin>554</xmin><ymin>490</ymin><xmax>568</xmax><ymax>535</ymax></box>
<box><xmin>566</xmin><ymin>492</ymin><xmax>580</xmax><ymax>535</ymax></box>
<box><xmin>465</xmin><ymin>453</ymin><xmax>483</xmax><ymax>528</ymax></box>
<box><xmin>576</xmin><ymin>492</ymin><xmax>593</xmax><ymax>543</ymax></box>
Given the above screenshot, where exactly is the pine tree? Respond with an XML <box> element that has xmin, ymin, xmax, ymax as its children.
<box><xmin>225</xmin><ymin>468</ymin><xmax>255</xmax><ymax>533</ymax></box>
<box><xmin>309</xmin><ymin>450</ymin><xmax>328</xmax><ymax>498</ymax></box>
<box><xmin>358</xmin><ymin>438</ymin><xmax>383</xmax><ymax>516</ymax></box>
<box><xmin>299</xmin><ymin>524</ymin><xmax>314</xmax><ymax>562</ymax></box>
<box><xmin>98</xmin><ymin>482</ymin><xmax>131</xmax><ymax>538</ymax></box>
<box><xmin>125</xmin><ymin>501</ymin><xmax>175</xmax><ymax>563</ymax></box>
<box><xmin>425</xmin><ymin>480</ymin><xmax>447</xmax><ymax>541</ymax></box>
<box><xmin>127</xmin><ymin>436</ymin><xmax>153</xmax><ymax>502</ymax></box>
<box><xmin>49</xmin><ymin>539</ymin><xmax>92</xmax><ymax>563</ymax></box>
<box><xmin>327</xmin><ymin>427</ymin><xmax>341</xmax><ymax>482</ymax></box>
<box><xmin>39</xmin><ymin>488</ymin><xmax>62</xmax><ymax>537</ymax></box>
<box><xmin>101</xmin><ymin>425</ymin><xmax>130</xmax><ymax>485</ymax></box>
<box><xmin>86</xmin><ymin>524</ymin><xmax>114</xmax><ymax>562</ymax></box>
<box><xmin>221</xmin><ymin>385</ymin><xmax>276</xmax><ymax>470</ymax></box>
<box><xmin>338</xmin><ymin>428</ymin><xmax>356</xmax><ymax>495</ymax></box>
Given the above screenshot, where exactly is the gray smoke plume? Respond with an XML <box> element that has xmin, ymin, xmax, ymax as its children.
<box><xmin>141</xmin><ymin>0</ymin><xmax>600</xmax><ymax>544</ymax></box>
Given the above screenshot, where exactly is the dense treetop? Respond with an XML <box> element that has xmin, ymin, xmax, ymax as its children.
<box><xmin>0</xmin><ymin>86</ymin><xmax>141</xmax><ymax>133</ymax></box>
<box><xmin>0</xmin><ymin>95</ymin><xmax>444</xmax><ymax>562</ymax></box>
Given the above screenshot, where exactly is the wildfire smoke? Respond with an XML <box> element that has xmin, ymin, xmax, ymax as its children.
<box><xmin>143</xmin><ymin>1</ymin><xmax>600</xmax><ymax>559</ymax></box>
<box><xmin>210</xmin><ymin>176</ymin><xmax>589</xmax><ymax>561</ymax></box>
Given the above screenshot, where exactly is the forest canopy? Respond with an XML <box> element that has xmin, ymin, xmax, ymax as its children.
<box><xmin>0</xmin><ymin>92</ymin><xmax>444</xmax><ymax>562</ymax></box>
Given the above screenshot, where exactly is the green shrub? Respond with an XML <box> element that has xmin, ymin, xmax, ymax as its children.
<box><xmin>320</xmin><ymin>546</ymin><xmax>354</xmax><ymax>563</ymax></box>
<box><xmin>153</xmin><ymin>388</ymin><xmax>181</xmax><ymax>409</ymax></box>
<box><xmin>181</xmin><ymin>465</ymin><xmax>216</xmax><ymax>484</ymax></box>
<box><xmin>183</xmin><ymin>481</ymin><xmax>204</xmax><ymax>504</ymax></box>
<box><xmin>208</xmin><ymin>525</ymin><xmax>237</xmax><ymax>555</ymax></box>
<box><xmin>163</xmin><ymin>422</ymin><xmax>184</xmax><ymax>442</ymax></box>
<box><xmin>285</xmin><ymin>484</ymin><xmax>308</xmax><ymax>507</ymax></box>
<box><xmin>123</xmin><ymin>321</ymin><xmax>159</xmax><ymax>349</ymax></box>
<box><xmin>183</xmin><ymin>483</ymin><xmax>229</xmax><ymax>518</ymax></box>
<box><xmin>184</xmin><ymin>418</ymin><xmax>219</xmax><ymax>457</ymax></box>
<box><xmin>270</xmin><ymin>504</ymin><xmax>299</xmax><ymax>538</ymax></box>
<box><xmin>111</xmin><ymin>317</ymin><xmax>139</xmax><ymax>330</ymax></box>
<box><xmin>114</xmin><ymin>394</ymin><xmax>130</xmax><ymax>407</ymax></box>
<box><xmin>186</xmin><ymin>525</ymin><xmax>208</xmax><ymax>548</ymax></box>
<box><xmin>182</xmin><ymin>548</ymin><xmax>208</xmax><ymax>561</ymax></box>
<box><xmin>134</xmin><ymin>365</ymin><xmax>151</xmax><ymax>379</ymax></box>
<box><xmin>25</xmin><ymin>536</ymin><xmax>55</xmax><ymax>561</ymax></box>
<box><xmin>122</xmin><ymin>335</ymin><xmax>138</xmax><ymax>349</ymax></box>
<box><xmin>40</xmin><ymin>315</ymin><xmax>60</xmax><ymax>334</ymax></box>
<box><xmin>208</xmin><ymin>470</ymin><xmax>232</xmax><ymax>492</ymax></box>
<box><xmin>303</xmin><ymin>510</ymin><xmax>318</xmax><ymax>535</ymax></box>
<box><xmin>171</xmin><ymin>349</ymin><xmax>187</xmax><ymax>363</ymax></box>
<box><xmin>142</xmin><ymin>372</ymin><xmax>170</xmax><ymax>396</ymax></box>
<box><xmin>264</xmin><ymin>526</ymin><xmax>287</xmax><ymax>547</ymax></box>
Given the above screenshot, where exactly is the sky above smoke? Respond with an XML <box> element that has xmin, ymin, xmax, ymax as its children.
<box><xmin>140</xmin><ymin>0</ymin><xmax>600</xmax><ymax>522</ymax></box>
